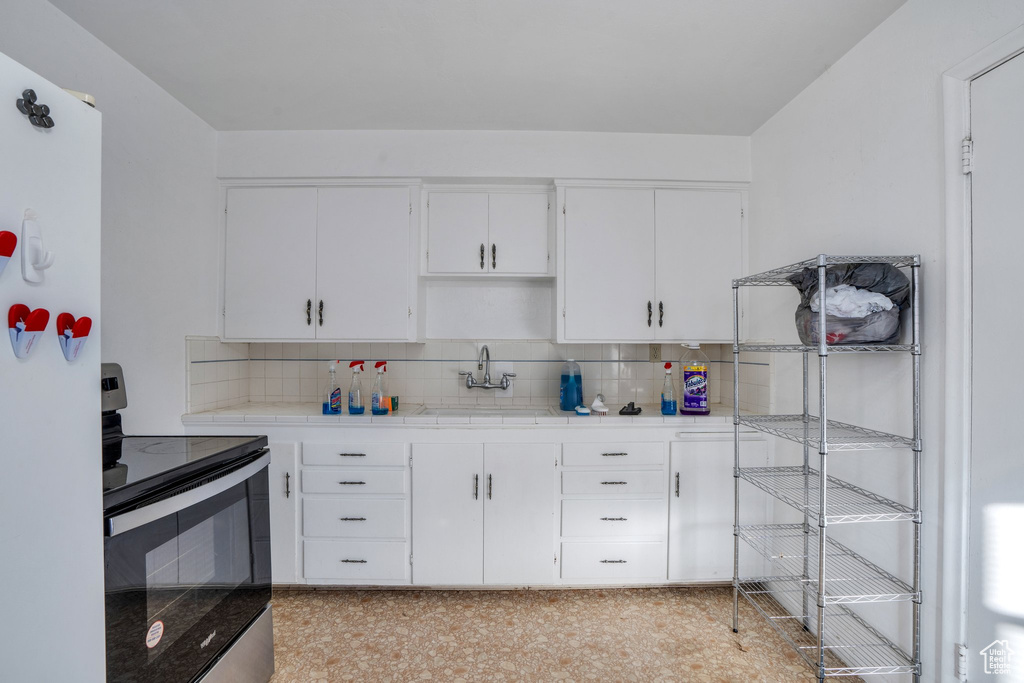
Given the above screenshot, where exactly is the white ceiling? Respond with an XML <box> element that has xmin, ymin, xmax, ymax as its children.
<box><xmin>48</xmin><ymin>0</ymin><xmax>905</xmax><ymax>134</ymax></box>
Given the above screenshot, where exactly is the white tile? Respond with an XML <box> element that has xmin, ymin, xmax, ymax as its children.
<box><xmin>249</xmin><ymin>377</ymin><xmax>265</xmax><ymax>398</ymax></box>
<box><xmin>205</xmin><ymin>340</ymin><xmax>219</xmax><ymax>361</ymax></box>
<box><xmin>249</xmin><ymin>343</ymin><xmax>265</xmax><ymax>360</ymax></box>
<box><xmin>530</xmin><ymin>342</ymin><xmax>550</xmax><ymax>360</ymax></box>
<box><xmin>583</xmin><ymin>344</ymin><xmax>603</xmax><ymax>361</ymax></box>
<box><xmin>371</xmin><ymin>342</ymin><xmax>390</xmax><ymax>360</ymax></box>
<box><xmin>189</xmin><ymin>339</ymin><xmax>206</xmax><ymax>362</ymax></box>
<box><xmin>301</xmin><ymin>361</ymin><xmax>318</xmax><ymax>379</ymax></box>
<box><xmin>283</xmin><ymin>344</ymin><xmax>301</xmax><ymax>360</ymax></box>
<box><xmin>265</xmin><ymin>342</ymin><xmax>283</xmax><ymax>359</ymax></box>
<box><xmin>352</xmin><ymin>342</ymin><xmax>371</xmax><ymax>359</ymax></box>
<box><xmin>190</xmin><ymin>362</ymin><xmax>205</xmax><ymax>384</ymax></box>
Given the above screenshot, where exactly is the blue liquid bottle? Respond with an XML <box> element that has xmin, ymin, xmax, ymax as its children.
<box><xmin>559</xmin><ymin>359</ymin><xmax>583</xmax><ymax>411</ymax></box>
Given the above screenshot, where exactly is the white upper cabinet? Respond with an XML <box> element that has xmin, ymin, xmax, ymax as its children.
<box><xmin>654</xmin><ymin>189</ymin><xmax>742</xmax><ymax>342</ymax></box>
<box><xmin>223</xmin><ymin>184</ymin><xmax>418</xmax><ymax>341</ymax></box>
<box><xmin>425</xmin><ymin>189</ymin><xmax>552</xmax><ymax>275</ymax></box>
<box><xmin>224</xmin><ymin>187</ymin><xmax>318</xmax><ymax>339</ymax></box>
<box><xmin>558</xmin><ymin>184</ymin><xmax>744</xmax><ymax>343</ymax></box>
<box><xmin>562</xmin><ymin>187</ymin><xmax>656</xmax><ymax>341</ymax></box>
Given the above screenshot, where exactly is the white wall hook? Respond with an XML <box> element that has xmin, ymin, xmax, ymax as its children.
<box><xmin>21</xmin><ymin>209</ymin><xmax>55</xmax><ymax>283</ymax></box>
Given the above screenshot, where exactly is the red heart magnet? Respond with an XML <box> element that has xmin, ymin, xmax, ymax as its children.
<box><xmin>56</xmin><ymin>312</ymin><xmax>92</xmax><ymax>361</ymax></box>
<box><xmin>0</xmin><ymin>231</ymin><xmax>15</xmax><ymax>279</ymax></box>
<box><xmin>9</xmin><ymin>304</ymin><xmax>49</xmax><ymax>359</ymax></box>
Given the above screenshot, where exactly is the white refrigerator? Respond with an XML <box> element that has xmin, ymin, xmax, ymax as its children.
<box><xmin>0</xmin><ymin>50</ymin><xmax>105</xmax><ymax>680</ymax></box>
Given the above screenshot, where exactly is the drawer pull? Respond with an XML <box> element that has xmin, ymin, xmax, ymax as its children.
<box><xmin>600</xmin><ymin>559</ymin><xmax>627</xmax><ymax>564</ymax></box>
<box><xmin>339</xmin><ymin>517</ymin><xmax>367</xmax><ymax>521</ymax></box>
<box><xmin>600</xmin><ymin>517</ymin><xmax>628</xmax><ymax>521</ymax></box>
<box><xmin>341</xmin><ymin>559</ymin><xmax>367</xmax><ymax>564</ymax></box>
<box><xmin>474</xmin><ymin>474</ymin><xmax>479</xmax><ymax>500</ymax></box>
<box><xmin>338</xmin><ymin>453</ymin><xmax>366</xmax><ymax>457</ymax></box>
<box><xmin>602</xmin><ymin>452</ymin><xmax>628</xmax><ymax>457</ymax></box>
<box><xmin>601</xmin><ymin>481</ymin><xmax>628</xmax><ymax>485</ymax></box>
<box><xmin>338</xmin><ymin>481</ymin><xmax>366</xmax><ymax>485</ymax></box>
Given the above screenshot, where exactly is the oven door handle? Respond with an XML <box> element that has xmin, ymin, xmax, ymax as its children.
<box><xmin>106</xmin><ymin>451</ymin><xmax>270</xmax><ymax>537</ymax></box>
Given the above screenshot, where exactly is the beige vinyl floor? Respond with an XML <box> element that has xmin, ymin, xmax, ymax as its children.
<box><xmin>268</xmin><ymin>586</ymin><xmax>854</xmax><ymax>682</ymax></box>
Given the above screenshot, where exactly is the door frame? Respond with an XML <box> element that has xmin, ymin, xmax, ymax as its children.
<box><xmin>941</xmin><ymin>23</ymin><xmax>1024</xmax><ymax>671</ymax></box>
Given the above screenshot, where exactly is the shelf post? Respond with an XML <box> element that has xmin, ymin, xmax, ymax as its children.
<box><xmin>911</xmin><ymin>259</ymin><xmax>922</xmax><ymax>682</ymax></box>
<box><xmin>802</xmin><ymin>350</ymin><xmax>811</xmax><ymax>633</ymax></box>
<box><xmin>732</xmin><ymin>282</ymin><xmax>741</xmax><ymax>633</ymax></box>
<box><xmin>815</xmin><ymin>255</ymin><xmax>829</xmax><ymax>682</ymax></box>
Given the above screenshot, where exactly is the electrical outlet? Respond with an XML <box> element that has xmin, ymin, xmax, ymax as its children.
<box><xmin>649</xmin><ymin>344</ymin><xmax>662</xmax><ymax>362</ymax></box>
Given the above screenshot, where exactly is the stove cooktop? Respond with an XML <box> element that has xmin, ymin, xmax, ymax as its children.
<box><xmin>102</xmin><ymin>435</ymin><xmax>268</xmax><ymax>512</ymax></box>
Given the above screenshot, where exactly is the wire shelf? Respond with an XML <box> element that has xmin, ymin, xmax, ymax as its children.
<box><xmin>737</xmin><ymin>343</ymin><xmax>917</xmax><ymax>354</ymax></box>
<box><xmin>737</xmin><ymin>580</ymin><xmax>918</xmax><ymax>677</ymax></box>
<box><xmin>737</xmin><ymin>415</ymin><xmax>914</xmax><ymax>451</ymax></box>
<box><xmin>738</xmin><ymin>524</ymin><xmax>918</xmax><ymax>604</ymax></box>
<box><xmin>738</xmin><ymin>466</ymin><xmax>918</xmax><ymax>524</ymax></box>
<box><xmin>733</xmin><ymin>254</ymin><xmax>920</xmax><ymax>287</ymax></box>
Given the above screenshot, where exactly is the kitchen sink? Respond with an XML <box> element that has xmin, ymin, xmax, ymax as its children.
<box><xmin>413</xmin><ymin>405</ymin><xmax>559</xmax><ymax>417</ymax></box>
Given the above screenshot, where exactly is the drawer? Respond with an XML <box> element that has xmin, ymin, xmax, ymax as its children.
<box><xmin>561</xmin><ymin>470</ymin><xmax>666</xmax><ymax>495</ymax></box>
<box><xmin>562</xmin><ymin>442</ymin><xmax>663</xmax><ymax>468</ymax></box>
<box><xmin>303</xmin><ymin>499</ymin><xmax>407</xmax><ymax>538</ymax></box>
<box><xmin>303</xmin><ymin>540</ymin><xmax>408</xmax><ymax>581</ymax></box>
<box><xmin>560</xmin><ymin>542</ymin><xmax>667</xmax><ymax>581</ymax></box>
<box><xmin>561</xmin><ymin>499</ymin><xmax>667</xmax><ymax>538</ymax></box>
<box><xmin>303</xmin><ymin>442</ymin><xmax>405</xmax><ymax>467</ymax></box>
<box><xmin>301</xmin><ymin>469</ymin><xmax>406</xmax><ymax>495</ymax></box>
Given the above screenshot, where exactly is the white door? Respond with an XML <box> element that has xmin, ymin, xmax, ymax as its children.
<box><xmin>967</xmin><ymin>51</ymin><xmax>1024</xmax><ymax>681</ymax></box>
<box><xmin>316</xmin><ymin>186</ymin><xmax>411</xmax><ymax>339</ymax></box>
<box><xmin>483</xmin><ymin>444</ymin><xmax>556</xmax><ymax>585</ymax></box>
<box><xmin>267</xmin><ymin>442</ymin><xmax>298</xmax><ymax>584</ymax></box>
<box><xmin>224</xmin><ymin>187</ymin><xmax>317</xmax><ymax>339</ymax></box>
<box><xmin>411</xmin><ymin>444</ymin><xmax>484</xmax><ymax>584</ymax></box>
<box><xmin>488</xmin><ymin>193</ymin><xmax>550</xmax><ymax>275</ymax></box>
<box><xmin>563</xmin><ymin>188</ymin><xmax>656</xmax><ymax>340</ymax></box>
<box><xmin>426</xmin><ymin>192</ymin><xmax>489</xmax><ymax>273</ymax></box>
<box><xmin>668</xmin><ymin>438</ymin><xmax>768</xmax><ymax>581</ymax></box>
<box><xmin>655</xmin><ymin>190</ymin><xmax>742</xmax><ymax>342</ymax></box>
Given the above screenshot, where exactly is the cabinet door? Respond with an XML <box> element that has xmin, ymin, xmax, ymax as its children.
<box><xmin>655</xmin><ymin>190</ymin><xmax>742</xmax><ymax>341</ymax></box>
<box><xmin>224</xmin><ymin>187</ymin><xmax>317</xmax><ymax>339</ymax></box>
<box><xmin>316</xmin><ymin>186</ymin><xmax>412</xmax><ymax>340</ymax></box>
<box><xmin>411</xmin><ymin>444</ymin><xmax>484</xmax><ymax>585</ymax></box>
<box><xmin>668</xmin><ymin>437</ymin><xmax>768</xmax><ymax>582</ymax></box>
<box><xmin>488</xmin><ymin>193</ymin><xmax>550</xmax><ymax>275</ymax></box>
<box><xmin>268</xmin><ymin>442</ymin><xmax>299</xmax><ymax>584</ymax></box>
<box><xmin>483</xmin><ymin>444</ymin><xmax>556</xmax><ymax>585</ymax></box>
<box><xmin>563</xmin><ymin>188</ymin><xmax>656</xmax><ymax>340</ymax></box>
<box><xmin>426</xmin><ymin>192</ymin><xmax>489</xmax><ymax>274</ymax></box>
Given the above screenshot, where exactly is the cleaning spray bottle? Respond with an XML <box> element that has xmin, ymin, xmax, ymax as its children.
<box><xmin>680</xmin><ymin>343</ymin><xmax>710</xmax><ymax>415</ymax></box>
<box><xmin>661</xmin><ymin>362</ymin><xmax>677</xmax><ymax>415</ymax></box>
<box><xmin>348</xmin><ymin>361</ymin><xmax>365</xmax><ymax>414</ymax></box>
<box><xmin>371</xmin><ymin>361</ymin><xmax>388</xmax><ymax>415</ymax></box>
<box><xmin>324</xmin><ymin>360</ymin><xmax>342</xmax><ymax>414</ymax></box>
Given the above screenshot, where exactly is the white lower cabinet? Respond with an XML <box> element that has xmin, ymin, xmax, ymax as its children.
<box><xmin>411</xmin><ymin>443</ymin><xmax>556</xmax><ymax>586</ymax></box>
<box><xmin>304</xmin><ymin>541</ymin><xmax>408</xmax><ymax>581</ymax></box>
<box><xmin>268</xmin><ymin>442</ymin><xmax>298</xmax><ymax>584</ymax></box>
<box><xmin>560</xmin><ymin>541</ymin><xmax>667</xmax><ymax>581</ymax></box>
<box><xmin>668</xmin><ymin>436</ymin><xmax>769</xmax><ymax>582</ymax></box>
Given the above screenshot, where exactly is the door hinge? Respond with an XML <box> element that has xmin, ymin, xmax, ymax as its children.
<box><xmin>224</xmin><ymin>206</ymin><xmax>228</xmax><ymax>214</ymax></box>
<box><xmin>962</xmin><ymin>137</ymin><xmax>974</xmax><ymax>175</ymax></box>
<box><xmin>554</xmin><ymin>554</ymin><xmax>558</xmax><ymax>565</ymax></box>
<box><xmin>409</xmin><ymin>203</ymin><xmax>412</xmax><ymax>214</ymax></box>
<box><xmin>410</xmin><ymin>553</ymin><xmax>413</xmax><ymax>565</ymax></box>
<box><xmin>409</xmin><ymin>455</ymin><xmax>413</xmax><ymax>467</ymax></box>
<box><xmin>954</xmin><ymin>642</ymin><xmax>967</xmax><ymax>680</ymax></box>
<box><xmin>740</xmin><ymin>207</ymin><xmax>744</xmax><ymax>218</ymax></box>
<box><xmin>562</xmin><ymin>307</ymin><xmax>566</xmax><ymax>318</ymax></box>
<box><xmin>562</xmin><ymin>203</ymin><xmax>566</xmax><ymax>215</ymax></box>
<box><xmin>548</xmin><ymin>201</ymin><xmax>551</xmax><ymax>211</ymax></box>
<box><xmin>408</xmin><ymin>307</ymin><xmax>412</xmax><ymax>317</ymax></box>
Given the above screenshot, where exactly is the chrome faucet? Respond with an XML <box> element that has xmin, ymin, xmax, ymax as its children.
<box><xmin>459</xmin><ymin>344</ymin><xmax>516</xmax><ymax>390</ymax></box>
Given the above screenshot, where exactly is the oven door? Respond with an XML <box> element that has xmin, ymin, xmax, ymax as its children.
<box><xmin>104</xmin><ymin>451</ymin><xmax>271</xmax><ymax>683</ymax></box>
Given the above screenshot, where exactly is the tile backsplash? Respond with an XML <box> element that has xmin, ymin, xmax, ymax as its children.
<box><xmin>186</xmin><ymin>338</ymin><xmax>772</xmax><ymax>414</ymax></box>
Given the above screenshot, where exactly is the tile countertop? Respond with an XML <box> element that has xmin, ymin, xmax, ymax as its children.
<box><xmin>181</xmin><ymin>403</ymin><xmax>738</xmax><ymax>426</ymax></box>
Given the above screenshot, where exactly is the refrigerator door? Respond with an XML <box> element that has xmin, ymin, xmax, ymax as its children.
<box><xmin>0</xmin><ymin>51</ymin><xmax>104</xmax><ymax>682</ymax></box>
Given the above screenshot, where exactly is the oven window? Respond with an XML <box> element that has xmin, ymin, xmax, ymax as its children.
<box><xmin>144</xmin><ymin>494</ymin><xmax>251</xmax><ymax>658</ymax></box>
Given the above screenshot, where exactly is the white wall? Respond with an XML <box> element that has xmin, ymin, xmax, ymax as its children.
<box><xmin>748</xmin><ymin>0</ymin><xmax>1024</xmax><ymax>678</ymax></box>
<box><xmin>1</xmin><ymin>0</ymin><xmax>220</xmax><ymax>432</ymax></box>
<box><xmin>217</xmin><ymin>129</ymin><xmax>750</xmax><ymax>182</ymax></box>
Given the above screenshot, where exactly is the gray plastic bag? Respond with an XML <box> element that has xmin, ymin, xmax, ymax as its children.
<box><xmin>787</xmin><ymin>263</ymin><xmax>911</xmax><ymax>345</ymax></box>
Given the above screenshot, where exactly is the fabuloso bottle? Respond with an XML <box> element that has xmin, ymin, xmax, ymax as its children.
<box><xmin>348</xmin><ymin>361</ymin><xmax>365</xmax><ymax>414</ymax></box>
<box><xmin>680</xmin><ymin>343</ymin><xmax>710</xmax><ymax>415</ymax></box>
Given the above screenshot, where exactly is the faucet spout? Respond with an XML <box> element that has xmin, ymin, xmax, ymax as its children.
<box><xmin>478</xmin><ymin>345</ymin><xmax>491</xmax><ymax>383</ymax></box>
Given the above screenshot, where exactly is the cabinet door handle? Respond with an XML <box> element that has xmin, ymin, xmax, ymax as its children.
<box><xmin>338</xmin><ymin>453</ymin><xmax>366</xmax><ymax>457</ymax></box>
<box><xmin>647</xmin><ymin>301</ymin><xmax>652</xmax><ymax>327</ymax></box>
<box><xmin>602</xmin><ymin>452</ymin><xmax>628</xmax><ymax>457</ymax></box>
<box><xmin>601</xmin><ymin>481</ymin><xmax>627</xmax><ymax>485</ymax></box>
<box><xmin>480</xmin><ymin>243</ymin><xmax>485</xmax><ymax>270</ymax></box>
<box><xmin>341</xmin><ymin>559</ymin><xmax>367</xmax><ymax>564</ymax></box>
<box><xmin>601</xmin><ymin>517</ymin><xmax>628</xmax><ymax>521</ymax></box>
<box><xmin>488</xmin><ymin>474</ymin><xmax>493</xmax><ymax>500</ymax></box>
<box><xmin>492</xmin><ymin>243</ymin><xmax>496</xmax><ymax>269</ymax></box>
<box><xmin>600</xmin><ymin>559</ymin><xmax>627</xmax><ymax>564</ymax></box>
<box><xmin>306</xmin><ymin>299</ymin><xmax>312</xmax><ymax>325</ymax></box>
<box><xmin>339</xmin><ymin>517</ymin><xmax>367</xmax><ymax>522</ymax></box>
<box><xmin>338</xmin><ymin>481</ymin><xmax>366</xmax><ymax>485</ymax></box>
<box><xmin>318</xmin><ymin>300</ymin><xmax>324</xmax><ymax>326</ymax></box>
<box><xmin>675</xmin><ymin>472</ymin><xmax>680</xmax><ymax>497</ymax></box>
<box><xmin>659</xmin><ymin>301</ymin><xmax>664</xmax><ymax>327</ymax></box>
<box><xmin>285</xmin><ymin>472</ymin><xmax>290</xmax><ymax>498</ymax></box>
<box><xmin>474</xmin><ymin>474</ymin><xmax>479</xmax><ymax>500</ymax></box>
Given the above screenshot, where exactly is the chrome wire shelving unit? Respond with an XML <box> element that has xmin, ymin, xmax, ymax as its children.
<box><xmin>731</xmin><ymin>254</ymin><xmax>922</xmax><ymax>681</ymax></box>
